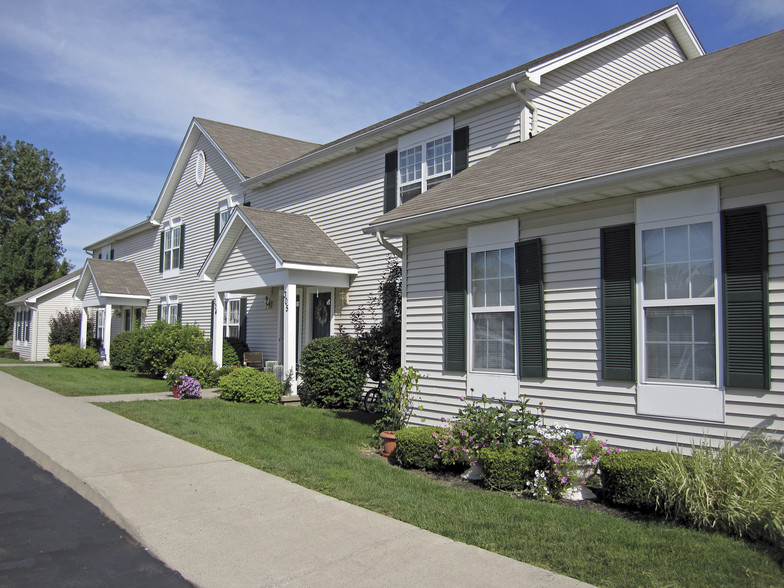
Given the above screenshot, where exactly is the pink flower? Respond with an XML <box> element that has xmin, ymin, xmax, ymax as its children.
<box><xmin>561</xmin><ymin>477</ymin><xmax>568</xmax><ymax>484</ymax></box>
<box><xmin>434</xmin><ymin>454</ymin><xmax>439</xmax><ymax>459</ymax></box>
<box><xmin>432</xmin><ymin>432</ymin><xmax>437</xmax><ymax>438</ymax></box>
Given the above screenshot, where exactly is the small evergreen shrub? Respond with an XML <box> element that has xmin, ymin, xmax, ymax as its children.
<box><xmin>58</xmin><ymin>345</ymin><xmax>99</xmax><ymax>368</ymax></box>
<box><xmin>223</xmin><ymin>337</ymin><xmax>248</xmax><ymax>367</ymax></box>
<box><xmin>479</xmin><ymin>445</ymin><xmax>551</xmax><ymax>492</ymax></box>
<box><xmin>218</xmin><ymin>367</ymin><xmax>281</xmax><ymax>404</ymax></box>
<box><xmin>600</xmin><ymin>450</ymin><xmax>672</xmax><ymax>510</ymax></box>
<box><xmin>48</xmin><ymin>343</ymin><xmax>73</xmax><ymax>364</ymax></box>
<box><xmin>299</xmin><ymin>335</ymin><xmax>364</xmax><ymax>409</ymax></box>
<box><xmin>0</xmin><ymin>350</ymin><xmax>20</xmax><ymax>360</ymax></box>
<box><xmin>395</xmin><ymin>426</ymin><xmax>461</xmax><ymax>470</ymax></box>
<box><xmin>170</xmin><ymin>353</ymin><xmax>220</xmax><ymax>388</ymax></box>
<box><xmin>109</xmin><ymin>331</ymin><xmax>139</xmax><ymax>371</ymax></box>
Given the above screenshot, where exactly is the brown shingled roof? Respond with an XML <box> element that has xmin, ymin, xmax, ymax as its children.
<box><xmin>370</xmin><ymin>28</ymin><xmax>784</xmax><ymax>228</ymax></box>
<box><xmin>239</xmin><ymin>207</ymin><xmax>357</xmax><ymax>269</ymax></box>
<box><xmin>86</xmin><ymin>260</ymin><xmax>150</xmax><ymax>297</ymax></box>
<box><xmin>195</xmin><ymin>118</ymin><xmax>320</xmax><ymax>178</ymax></box>
<box><xmin>5</xmin><ymin>270</ymin><xmax>82</xmax><ymax>306</ymax></box>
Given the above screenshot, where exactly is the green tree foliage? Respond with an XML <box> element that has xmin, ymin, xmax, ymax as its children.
<box><xmin>0</xmin><ymin>136</ymin><xmax>70</xmax><ymax>340</ymax></box>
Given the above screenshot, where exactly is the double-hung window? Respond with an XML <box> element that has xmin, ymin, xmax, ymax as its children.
<box><xmin>95</xmin><ymin>308</ymin><xmax>106</xmax><ymax>342</ymax></box>
<box><xmin>15</xmin><ymin>309</ymin><xmax>31</xmax><ymax>343</ymax></box>
<box><xmin>159</xmin><ymin>296</ymin><xmax>181</xmax><ymax>324</ymax></box>
<box><xmin>399</xmin><ymin>134</ymin><xmax>452</xmax><ymax>203</ymax></box>
<box><xmin>160</xmin><ymin>218</ymin><xmax>184</xmax><ymax>275</ymax></box>
<box><xmin>471</xmin><ymin>248</ymin><xmax>516</xmax><ymax>372</ymax></box>
<box><xmin>634</xmin><ymin>186</ymin><xmax>724</xmax><ymax>421</ymax></box>
<box><xmin>225</xmin><ymin>299</ymin><xmax>241</xmax><ymax>339</ymax></box>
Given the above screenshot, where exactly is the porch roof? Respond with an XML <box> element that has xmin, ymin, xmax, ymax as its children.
<box><xmin>199</xmin><ymin>207</ymin><xmax>358</xmax><ymax>284</ymax></box>
<box><xmin>74</xmin><ymin>259</ymin><xmax>150</xmax><ymax>305</ymax></box>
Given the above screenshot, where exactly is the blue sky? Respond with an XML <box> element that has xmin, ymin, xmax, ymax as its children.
<box><xmin>2</xmin><ymin>0</ymin><xmax>783</xmax><ymax>269</ymax></box>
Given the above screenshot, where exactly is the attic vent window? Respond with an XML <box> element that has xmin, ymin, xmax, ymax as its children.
<box><xmin>195</xmin><ymin>151</ymin><xmax>206</xmax><ymax>185</ymax></box>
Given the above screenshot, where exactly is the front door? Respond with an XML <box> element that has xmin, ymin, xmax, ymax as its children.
<box><xmin>311</xmin><ymin>292</ymin><xmax>331</xmax><ymax>340</ymax></box>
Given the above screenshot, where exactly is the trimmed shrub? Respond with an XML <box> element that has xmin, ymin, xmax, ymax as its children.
<box><xmin>299</xmin><ymin>335</ymin><xmax>364</xmax><ymax>409</ymax></box>
<box><xmin>0</xmin><ymin>349</ymin><xmax>20</xmax><ymax>360</ymax></box>
<box><xmin>48</xmin><ymin>343</ymin><xmax>73</xmax><ymax>364</ymax></box>
<box><xmin>218</xmin><ymin>367</ymin><xmax>281</xmax><ymax>404</ymax></box>
<box><xmin>223</xmin><ymin>337</ymin><xmax>248</xmax><ymax>367</ymax></box>
<box><xmin>170</xmin><ymin>353</ymin><xmax>220</xmax><ymax>388</ymax></box>
<box><xmin>600</xmin><ymin>450</ymin><xmax>672</xmax><ymax>510</ymax></box>
<box><xmin>133</xmin><ymin>321</ymin><xmax>210</xmax><ymax>377</ymax></box>
<box><xmin>48</xmin><ymin>308</ymin><xmax>83</xmax><ymax>346</ymax></box>
<box><xmin>109</xmin><ymin>331</ymin><xmax>139</xmax><ymax>371</ymax></box>
<box><xmin>395</xmin><ymin>426</ymin><xmax>459</xmax><ymax>470</ymax></box>
<box><xmin>479</xmin><ymin>445</ymin><xmax>551</xmax><ymax>492</ymax></box>
<box><xmin>58</xmin><ymin>345</ymin><xmax>99</xmax><ymax>368</ymax></box>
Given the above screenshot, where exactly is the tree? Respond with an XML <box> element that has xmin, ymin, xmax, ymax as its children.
<box><xmin>0</xmin><ymin>136</ymin><xmax>70</xmax><ymax>340</ymax></box>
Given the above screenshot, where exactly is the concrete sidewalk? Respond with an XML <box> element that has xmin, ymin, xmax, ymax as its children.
<box><xmin>0</xmin><ymin>370</ymin><xmax>592</xmax><ymax>588</ymax></box>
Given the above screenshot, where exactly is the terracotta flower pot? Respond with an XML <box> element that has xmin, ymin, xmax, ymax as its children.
<box><xmin>172</xmin><ymin>386</ymin><xmax>181</xmax><ymax>399</ymax></box>
<box><xmin>380</xmin><ymin>431</ymin><xmax>397</xmax><ymax>457</ymax></box>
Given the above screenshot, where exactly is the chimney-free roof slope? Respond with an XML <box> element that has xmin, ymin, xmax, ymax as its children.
<box><xmin>370</xmin><ymin>29</ymin><xmax>784</xmax><ymax>229</ymax></box>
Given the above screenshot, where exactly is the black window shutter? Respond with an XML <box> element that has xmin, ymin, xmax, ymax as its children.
<box><xmin>159</xmin><ymin>231</ymin><xmax>164</xmax><ymax>273</ymax></box>
<box><xmin>444</xmin><ymin>248</ymin><xmax>467</xmax><ymax>372</ymax></box>
<box><xmin>110</xmin><ymin>249</ymin><xmax>115</xmax><ymax>260</ymax></box>
<box><xmin>157</xmin><ymin>305</ymin><xmax>162</xmax><ymax>321</ymax></box>
<box><xmin>601</xmin><ymin>224</ymin><xmax>636</xmax><ymax>381</ymax></box>
<box><xmin>177</xmin><ymin>303</ymin><xmax>183</xmax><ymax>324</ymax></box>
<box><xmin>516</xmin><ymin>238</ymin><xmax>546</xmax><ymax>378</ymax></box>
<box><xmin>383</xmin><ymin>151</ymin><xmax>398</xmax><ymax>213</ymax></box>
<box><xmin>179</xmin><ymin>224</ymin><xmax>185</xmax><ymax>269</ymax></box>
<box><xmin>453</xmin><ymin>126</ymin><xmax>469</xmax><ymax>174</ymax></box>
<box><xmin>214</xmin><ymin>213</ymin><xmax>220</xmax><ymax>243</ymax></box>
<box><xmin>722</xmin><ymin>206</ymin><xmax>769</xmax><ymax>389</ymax></box>
<box><xmin>239</xmin><ymin>297</ymin><xmax>248</xmax><ymax>343</ymax></box>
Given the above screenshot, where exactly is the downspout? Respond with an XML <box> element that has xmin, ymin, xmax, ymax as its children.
<box><xmin>375</xmin><ymin>231</ymin><xmax>402</xmax><ymax>258</ymax></box>
<box><xmin>511</xmin><ymin>81</ymin><xmax>537</xmax><ymax>140</ymax></box>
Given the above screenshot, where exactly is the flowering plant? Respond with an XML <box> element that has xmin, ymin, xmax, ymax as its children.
<box><xmin>162</xmin><ymin>369</ymin><xmax>202</xmax><ymax>399</ymax></box>
<box><xmin>176</xmin><ymin>375</ymin><xmax>202</xmax><ymax>399</ymax></box>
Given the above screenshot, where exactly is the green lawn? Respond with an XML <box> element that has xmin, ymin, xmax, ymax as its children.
<box><xmin>0</xmin><ymin>357</ymin><xmax>48</xmax><ymax>364</ymax></box>
<box><xmin>103</xmin><ymin>399</ymin><xmax>784</xmax><ymax>588</ymax></box>
<box><xmin>0</xmin><ymin>366</ymin><xmax>168</xmax><ymax>396</ymax></box>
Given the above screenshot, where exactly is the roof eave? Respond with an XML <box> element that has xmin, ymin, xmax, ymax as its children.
<box><xmin>367</xmin><ymin>136</ymin><xmax>784</xmax><ymax>237</ymax></box>
<box><xmin>83</xmin><ymin>219</ymin><xmax>155</xmax><ymax>252</ymax></box>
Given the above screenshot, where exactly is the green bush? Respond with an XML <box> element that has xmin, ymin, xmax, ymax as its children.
<box><xmin>48</xmin><ymin>343</ymin><xmax>73</xmax><ymax>363</ymax></box>
<box><xmin>132</xmin><ymin>321</ymin><xmax>210</xmax><ymax>377</ymax></box>
<box><xmin>57</xmin><ymin>345</ymin><xmax>99</xmax><ymax>368</ymax></box>
<box><xmin>600</xmin><ymin>450</ymin><xmax>673</xmax><ymax>510</ymax></box>
<box><xmin>395</xmin><ymin>426</ymin><xmax>462</xmax><ymax>470</ymax></box>
<box><xmin>480</xmin><ymin>445</ymin><xmax>551</xmax><ymax>492</ymax></box>
<box><xmin>299</xmin><ymin>335</ymin><xmax>364</xmax><ymax>409</ymax></box>
<box><xmin>170</xmin><ymin>353</ymin><xmax>220</xmax><ymax>388</ymax></box>
<box><xmin>223</xmin><ymin>337</ymin><xmax>248</xmax><ymax>367</ymax></box>
<box><xmin>0</xmin><ymin>349</ymin><xmax>20</xmax><ymax>360</ymax></box>
<box><xmin>109</xmin><ymin>331</ymin><xmax>139</xmax><ymax>371</ymax></box>
<box><xmin>654</xmin><ymin>436</ymin><xmax>784</xmax><ymax>551</ymax></box>
<box><xmin>218</xmin><ymin>367</ymin><xmax>281</xmax><ymax>403</ymax></box>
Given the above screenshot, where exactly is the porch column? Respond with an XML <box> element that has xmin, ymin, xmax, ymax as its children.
<box><xmin>103</xmin><ymin>303</ymin><xmax>112</xmax><ymax>366</ymax></box>
<box><xmin>283</xmin><ymin>281</ymin><xmax>297</xmax><ymax>396</ymax></box>
<box><xmin>212</xmin><ymin>293</ymin><xmax>224</xmax><ymax>367</ymax></box>
<box><xmin>79</xmin><ymin>308</ymin><xmax>88</xmax><ymax>349</ymax></box>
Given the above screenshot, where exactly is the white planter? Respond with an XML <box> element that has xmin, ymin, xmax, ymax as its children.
<box><xmin>461</xmin><ymin>463</ymin><xmax>484</xmax><ymax>481</ymax></box>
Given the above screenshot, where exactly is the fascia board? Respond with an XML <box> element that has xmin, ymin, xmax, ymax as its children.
<box><xmin>529</xmin><ymin>6</ymin><xmax>703</xmax><ymax>79</ymax></box>
<box><xmin>368</xmin><ymin>136</ymin><xmax>784</xmax><ymax>236</ymax></box>
<box><xmin>27</xmin><ymin>275</ymin><xmax>81</xmax><ymax>304</ymax></box>
<box><xmin>280</xmin><ymin>262</ymin><xmax>359</xmax><ymax>275</ymax></box>
<box><xmin>83</xmin><ymin>219</ymin><xmax>155</xmax><ymax>252</ymax></box>
<box><xmin>74</xmin><ymin>264</ymin><xmax>97</xmax><ymax>299</ymax></box>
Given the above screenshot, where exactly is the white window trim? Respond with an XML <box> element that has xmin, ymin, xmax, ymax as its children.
<box><xmin>397</xmin><ymin>119</ymin><xmax>454</xmax><ymax>206</ymax></box>
<box><xmin>95</xmin><ymin>308</ymin><xmax>106</xmax><ymax>342</ymax></box>
<box><xmin>634</xmin><ymin>186</ymin><xmax>724</xmax><ymax>422</ymax></box>
<box><xmin>162</xmin><ymin>218</ymin><xmax>182</xmax><ymax>277</ymax></box>
<box><xmin>225</xmin><ymin>297</ymin><xmax>241</xmax><ymax>339</ymax></box>
<box><xmin>217</xmin><ymin>197</ymin><xmax>237</xmax><ymax>236</ymax></box>
<box><xmin>466</xmin><ymin>220</ymin><xmax>519</xmax><ymax>399</ymax></box>
<box><xmin>15</xmin><ymin>309</ymin><xmax>31</xmax><ymax>344</ymax></box>
<box><xmin>160</xmin><ymin>295</ymin><xmax>179</xmax><ymax>325</ymax></box>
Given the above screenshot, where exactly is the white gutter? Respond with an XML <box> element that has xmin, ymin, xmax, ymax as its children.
<box><xmin>511</xmin><ymin>81</ymin><xmax>538</xmax><ymax>139</ymax></box>
<box><xmin>367</xmin><ymin>135</ymin><xmax>784</xmax><ymax>236</ymax></box>
<box><xmin>375</xmin><ymin>231</ymin><xmax>402</xmax><ymax>257</ymax></box>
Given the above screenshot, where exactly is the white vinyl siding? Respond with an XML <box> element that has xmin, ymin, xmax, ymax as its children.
<box><xmin>405</xmin><ymin>172</ymin><xmax>784</xmax><ymax>451</ymax></box>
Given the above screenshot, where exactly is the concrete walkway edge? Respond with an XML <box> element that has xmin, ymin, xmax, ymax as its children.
<box><xmin>0</xmin><ymin>370</ymin><xmax>593</xmax><ymax>588</ymax></box>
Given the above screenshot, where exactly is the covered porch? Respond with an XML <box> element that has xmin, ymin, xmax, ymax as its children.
<box><xmin>199</xmin><ymin>206</ymin><xmax>358</xmax><ymax>395</ymax></box>
<box><xmin>73</xmin><ymin>259</ymin><xmax>151</xmax><ymax>366</ymax></box>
